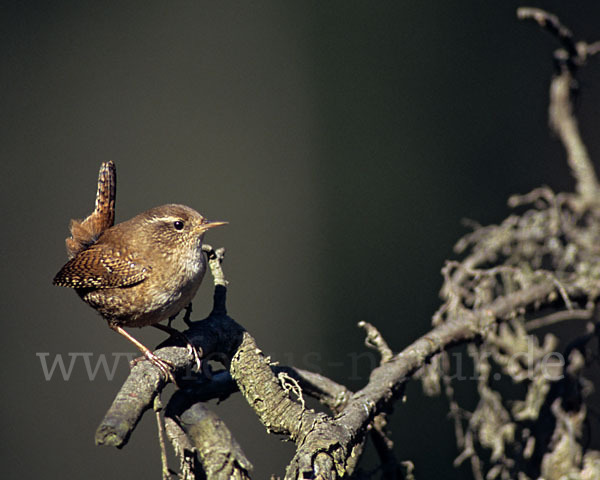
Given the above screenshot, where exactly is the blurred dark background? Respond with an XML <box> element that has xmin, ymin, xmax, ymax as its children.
<box><xmin>2</xmin><ymin>1</ymin><xmax>599</xmax><ymax>478</ymax></box>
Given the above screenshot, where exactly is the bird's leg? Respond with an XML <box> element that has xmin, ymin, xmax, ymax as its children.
<box><xmin>183</xmin><ymin>302</ymin><xmax>193</xmax><ymax>327</ymax></box>
<box><xmin>109</xmin><ymin>324</ymin><xmax>176</xmax><ymax>383</ymax></box>
<box><xmin>166</xmin><ymin>302</ymin><xmax>193</xmax><ymax>328</ymax></box>
<box><xmin>152</xmin><ymin>322</ymin><xmax>202</xmax><ymax>371</ymax></box>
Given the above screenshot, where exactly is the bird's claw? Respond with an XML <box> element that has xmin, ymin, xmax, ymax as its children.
<box><xmin>131</xmin><ymin>352</ymin><xmax>177</xmax><ymax>383</ymax></box>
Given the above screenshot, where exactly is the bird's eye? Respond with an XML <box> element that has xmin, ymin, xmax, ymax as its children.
<box><xmin>173</xmin><ymin>220</ymin><xmax>184</xmax><ymax>230</ymax></box>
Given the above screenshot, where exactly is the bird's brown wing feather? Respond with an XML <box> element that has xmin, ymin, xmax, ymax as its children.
<box><xmin>53</xmin><ymin>244</ymin><xmax>149</xmax><ymax>289</ymax></box>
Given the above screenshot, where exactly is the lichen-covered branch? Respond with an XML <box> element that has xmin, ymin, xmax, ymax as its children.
<box><xmin>411</xmin><ymin>10</ymin><xmax>600</xmax><ymax>479</ymax></box>
<box><xmin>285</xmin><ymin>281</ymin><xmax>571</xmax><ymax>479</ymax></box>
<box><xmin>95</xmin><ymin>8</ymin><xmax>600</xmax><ymax>480</ymax></box>
<box><xmin>166</xmin><ymin>391</ymin><xmax>252</xmax><ymax>480</ymax></box>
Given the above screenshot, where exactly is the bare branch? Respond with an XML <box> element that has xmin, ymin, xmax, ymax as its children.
<box><xmin>526</xmin><ymin>308</ymin><xmax>593</xmax><ymax>331</ymax></box>
<box><xmin>518</xmin><ymin>7</ymin><xmax>600</xmax><ymax>202</ymax></box>
<box><xmin>94</xmin><ymin>10</ymin><xmax>600</xmax><ymax>479</ymax></box>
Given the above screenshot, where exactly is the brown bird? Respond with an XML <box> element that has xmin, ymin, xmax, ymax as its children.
<box><xmin>53</xmin><ymin>161</ymin><xmax>226</xmax><ymax>380</ymax></box>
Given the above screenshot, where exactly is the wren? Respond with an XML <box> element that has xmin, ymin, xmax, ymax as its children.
<box><xmin>53</xmin><ymin>161</ymin><xmax>226</xmax><ymax>380</ymax></box>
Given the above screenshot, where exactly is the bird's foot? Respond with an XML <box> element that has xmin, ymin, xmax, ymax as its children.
<box><xmin>131</xmin><ymin>352</ymin><xmax>176</xmax><ymax>383</ymax></box>
<box><xmin>110</xmin><ymin>324</ymin><xmax>177</xmax><ymax>383</ymax></box>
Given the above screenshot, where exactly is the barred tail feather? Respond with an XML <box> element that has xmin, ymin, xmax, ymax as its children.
<box><xmin>65</xmin><ymin>161</ymin><xmax>117</xmax><ymax>258</ymax></box>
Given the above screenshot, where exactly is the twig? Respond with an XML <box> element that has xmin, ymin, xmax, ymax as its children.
<box><xmin>518</xmin><ymin>7</ymin><xmax>600</xmax><ymax>202</ymax></box>
<box><xmin>154</xmin><ymin>397</ymin><xmax>171</xmax><ymax>480</ymax></box>
<box><xmin>358</xmin><ymin>321</ymin><xmax>394</xmax><ymax>363</ymax></box>
<box><xmin>370</xmin><ymin>414</ymin><xmax>402</xmax><ymax>480</ymax></box>
<box><xmin>549</xmin><ymin>72</ymin><xmax>599</xmax><ymax>202</ymax></box>
<box><xmin>516</xmin><ymin>8</ymin><xmax>577</xmax><ymax>59</ymax></box>
<box><xmin>526</xmin><ymin>308</ymin><xmax>593</xmax><ymax>331</ymax></box>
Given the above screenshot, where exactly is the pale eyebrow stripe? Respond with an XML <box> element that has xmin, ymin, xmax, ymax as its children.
<box><xmin>147</xmin><ymin>216</ymin><xmax>182</xmax><ymax>223</ymax></box>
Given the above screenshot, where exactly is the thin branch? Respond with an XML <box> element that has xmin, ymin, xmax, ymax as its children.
<box><xmin>516</xmin><ymin>8</ymin><xmax>577</xmax><ymax>59</ymax></box>
<box><xmin>549</xmin><ymin>72</ymin><xmax>599</xmax><ymax>202</ymax></box>
<box><xmin>526</xmin><ymin>308</ymin><xmax>593</xmax><ymax>331</ymax></box>
<box><xmin>518</xmin><ymin>7</ymin><xmax>600</xmax><ymax>202</ymax></box>
<box><xmin>154</xmin><ymin>397</ymin><xmax>172</xmax><ymax>480</ymax></box>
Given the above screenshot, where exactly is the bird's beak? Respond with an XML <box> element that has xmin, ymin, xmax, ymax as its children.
<box><xmin>200</xmin><ymin>220</ymin><xmax>228</xmax><ymax>232</ymax></box>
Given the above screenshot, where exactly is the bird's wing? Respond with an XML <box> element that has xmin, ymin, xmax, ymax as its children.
<box><xmin>53</xmin><ymin>244</ymin><xmax>149</xmax><ymax>289</ymax></box>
